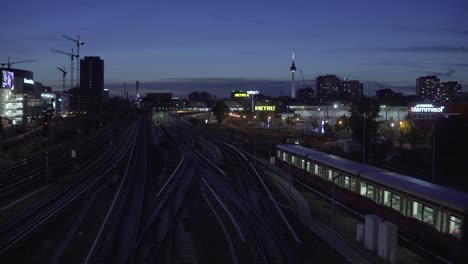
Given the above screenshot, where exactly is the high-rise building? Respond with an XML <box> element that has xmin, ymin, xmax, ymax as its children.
<box><xmin>316</xmin><ymin>75</ymin><xmax>340</xmax><ymax>103</ymax></box>
<box><xmin>416</xmin><ymin>76</ymin><xmax>462</xmax><ymax>102</ymax></box>
<box><xmin>416</xmin><ymin>76</ymin><xmax>440</xmax><ymax>102</ymax></box>
<box><xmin>80</xmin><ymin>56</ymin><xmax>104</xmax><ymax>111</ymax></box>
<box><xmin>297</xmin><ymin>87</ymin><xmax>315</xmax><ymax>104</ymax></box>
<box><xmin>441</xmin><ymin>81</ymin><xmax>462</xmax><ymax>102</ymax></box>
<box><xmin>316</xmin><ymin>75</ymin><xmax>362</xmax><ymax>102</ymax></box>
<box><xmin>340</xmin><ymin>78</ymin><xmax>363</xmax><ymax>101</ymax></box>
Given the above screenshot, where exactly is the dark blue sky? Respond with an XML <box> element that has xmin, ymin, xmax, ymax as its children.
<box><xmin>1</xmin><ymin>0</ymin><xmax>467</xmax><ymax>98</ymax></box>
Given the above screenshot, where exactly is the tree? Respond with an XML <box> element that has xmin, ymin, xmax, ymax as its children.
<box><xmin>433</xmin><ymin>115</ymin><xmax>468</xmax><ymax>178</ymax></box>
<box><xmin>334</xmin><ymin>115</ymin><xmax>348</xmax><ymax>132</ymax></box>
<box><xmin>212</xmin><ymin>101</ymin><xmax>230</xmax><ymax>123</ymax></box>
<box><xmin>349</xmin><ymin>97</ymin><xmax>380</xmax><ymax>161</ymax></box>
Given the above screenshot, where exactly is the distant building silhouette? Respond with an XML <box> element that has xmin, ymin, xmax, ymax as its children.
<box><xmin>188</xmin><ymin>91</ymin><xmax>214</xmax><ymax>106</ymax></box>
<box><xmin>297</xmin><ymin>87</ymin><xmax>315</xmax><ymax>104</ymax></box>
<box><xmin>441</xmin><ymin>81</ymin><xmax>462</xmax><ymax>102</ymax></box>
<box><xmin>376</xmin><ymin>88</ymin><xmax>404</xmax><ymax>105</ymax></box>
<box><xmin>416</xmin><ymin>76</ymin><xmax>440</xmax><ymax>102</ymax></box>
<box><xmin>416</xmin><ymin>76</ymin><xmax>462</xmax><ymax>102</ymax></box>
<box><xmin>80</xmin><ymin>56</ymin><xmax>104</xmax><ymax>111</ymax></box>
<box><xmin>316</xmin><ymin>75</ymin><xmax>363</xmax><ymax>102</ymax></box>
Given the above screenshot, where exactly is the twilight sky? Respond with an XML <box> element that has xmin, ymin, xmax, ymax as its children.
<box><xmin>1</xmin><ymin>0</ymin><xmax>467</xmax><ymax>98</ymax></box>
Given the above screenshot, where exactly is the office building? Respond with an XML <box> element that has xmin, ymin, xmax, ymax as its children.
<box><xmin>80</xmin><ymin>56</ymin><xmax>104</xmax><ymax>111</ymax></box>
<box><xmin>316</xmin><ymin>75</ymin><xmax>363</xmax><ymax>102</ymax></box>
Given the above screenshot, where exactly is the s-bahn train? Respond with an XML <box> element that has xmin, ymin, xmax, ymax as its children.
<box><xmin>275</xmin><ymin>144</ymin><xmax>468</xmax><ymax>262</ymax></box>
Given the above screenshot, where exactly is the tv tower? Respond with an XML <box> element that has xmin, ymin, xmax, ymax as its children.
<box><xmin>290</xmin><ymin>49</ymin><xmax>297</xmax><ymax>99</ymax></box>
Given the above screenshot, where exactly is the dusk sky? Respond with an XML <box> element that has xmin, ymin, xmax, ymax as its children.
<box><xmin>1</xmin><ymin>0</ymin><xmax>467</xmax><ymax>98</ymax></box>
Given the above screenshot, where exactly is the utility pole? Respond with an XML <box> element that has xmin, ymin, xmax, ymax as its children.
<box><xmin>432</xmin><ymin>135</ymin><xmax>436</xmax><ymax>182</ymax></box>
<box><xmin>362</xmin><ymin>113</ymin><xmax>366</xmax><ymax>163</ymax></box>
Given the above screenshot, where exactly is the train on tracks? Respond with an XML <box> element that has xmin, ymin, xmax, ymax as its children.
<box><xmin>275</xmin><ymin>144</ymin><xmax>468</xmax><ymax>262</ymax></box>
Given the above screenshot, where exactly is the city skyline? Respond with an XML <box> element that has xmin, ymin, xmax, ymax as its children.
<box><xmin>1</xmin><ymin>0</ymin><xmax>467</xmax><ymax>98</ymax></box>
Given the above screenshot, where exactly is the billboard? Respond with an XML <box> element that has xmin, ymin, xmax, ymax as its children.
<box><xmin>2</xmin><ymin>70</ymin><xmax>14</xmax><ymax>90</ymax></box>
<box><xmin>255</xmin><ymin>105</ymin><xmax>276</xmax><ymax>111</ymax></box>
<box><xmin>232</xmin><ymin>91</ymin><xmax>249</xmax><ymax>98</ymax></box>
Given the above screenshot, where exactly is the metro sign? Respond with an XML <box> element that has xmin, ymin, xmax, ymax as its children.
<box><xmin>411</xmin><ymin>104</ymin><xmax>444</xmax><ymax>113</ymax></box>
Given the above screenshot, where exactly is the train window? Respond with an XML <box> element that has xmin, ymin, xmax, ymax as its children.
<box><xmin>367</xmin><ymin>185</ymin><xmax>375</xmax><ymax>200</ymax></box>
<box><xmin>412</xmin><ymin>201</ymin><xmax>423</xmax><ymax>221</ymax></box>
<box><xmin>318</xmin><ymin>166</ymin><xmax>325</xmax><ymax>178</ymax></box>
<box><xmin>300</xmin><ymin>159</ymin><xmax>305</xmax><ymax>169</ymax></box>
<box><xmin>383</xmin><ymin>190</ymin><xmax>391</xmax><ymax>207</ymax></box>
<box><xmin>442</xmin><ymin>212</ymin><xmax>448</xmax><ymax>233</ymax></box>
<box><xmin>360</xmin><ymin>182</ymin><xmax>367</xmax><ymax>196</ymax></box>
<box><xmin>423</xmin><ymin>206</ymin><xmax>433</xmax><ymax>225</ymax></box>
<box><xmin>291</xmin><ymin>156</ymin><xmax>296</xmax><ymax>166</ymax></box>
<box><xmin>328</xmin><ymin>170</ymin><xmax>333</xmax><ymax>181</ymax></box>
<box><xmin>282</xmin><ymin>152</ymin><xmax>288</xmax><ymax>162</ymax></box>
<box><xmin>350</xmin><ymin>178</ymin><xmax>356</xmax><ymax>192</ymax></box>
<box><xmin>391</xmin><ymin>194</ymin><xmax>401</xmax><ymax>211</ymax></box>
<box><xmin>314</xmin><ymin>164</ymin><xmax>319</xmax><ymax>175</ymax></box>
<box><xmin>449</xmin><ymin>216</ymin><xmax>462</xmax><ymax>237</ymax></box>
<box><xmin>344</xmin><ymin>176</ymin><xmax>350</xmax><ymax>189</ymax></box>
<box><xmin>277</xmin><ymin>150</ymin><xmax>281</xmax><ymax>158</ymax></box>
<box><xmin>306</xmin><ymin>162</ymin><xmax>311</xmax><ymax>172</ymax></box>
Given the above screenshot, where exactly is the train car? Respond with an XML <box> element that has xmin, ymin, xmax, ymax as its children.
<box><xmin>275</xmin><ymin>144</ymin><xmax>468</xmax><ymax>263</ymax></box>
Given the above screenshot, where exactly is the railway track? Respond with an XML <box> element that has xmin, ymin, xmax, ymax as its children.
<box><xmin>0</xmin><ymin>120</ymin><xmax>139</xmax><ymax>259</ymax></box>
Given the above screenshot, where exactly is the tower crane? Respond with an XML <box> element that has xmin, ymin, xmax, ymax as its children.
<box><xmin>1</xmin><ymin>57</ymin><xmax>36</xmax><ymax>69</ymax></box>
<box><xmin>57</xmin><ymin>66</ymin><xmax>67</xmax><ymax>91</ymax></box>
<box><xmin>51</xmin><ymin>49</ymin><xmax>78</xmax><ymax>89</ymax></box>
<box><xmin>62</xmin><ymin>35</ymin><xmax>84</xmax><ymax>87</ymax></box>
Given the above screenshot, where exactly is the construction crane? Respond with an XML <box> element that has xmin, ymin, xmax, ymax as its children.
<box><xmin>51</xmin><ymin>48</ymin><xmax>78</xmax><ymax>90</ymax></box>
<box><xmin>1</xmin><ymin>57</ymin><xmax>36</xmax><ymax>69</ymax></box>
<box><xmin>62</xmin><ymin>35</ymin><xmax>84</xmax><ymax>87</ymax></box>
<box><xmin>57</xmin><ymin>66</ymin><xmax>67</xmax><ymax>91</ymax></box>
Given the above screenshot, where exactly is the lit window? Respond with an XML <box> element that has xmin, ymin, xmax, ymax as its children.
<box><xmin>412</xmin><ymin>201</ymin><xmax>423</xmax><ymax>221</ymax></box>
<box><xmin>306</xmin><ymin>162</ymin><xmax>311</xmax><ymax>172</ymax></box>
<box><xmin>314</xmin><ymin>164</ymin><xmax>319</xmax><ymax>175</ymax></box>
<box><xmin>360</xmin><ymin>182</ymin><xmax>367</xmax><ymax>196</ymax></box>
<box><xmin>277</xmin><ymin>150</ymin><xmax>281</xmax><ymax>158</ymax></box>
<box><xmin>344</xmin><ymin>176</ymin><xmax>350</xmax><ymax>189</ymax></box>
<box><xmin>449</xmin><ymin>216</ymin><xmax>462</xmax><ymax>237</ymax></box>
<box><xmin>367</xmin><ymin>185</ymin><xmax>375</xmax><ymax>200</ymax></box>
<box><xmin>423</xmin><ymin>206</ymin><xmax>433</xmax><ymax>225</ymax></box>
<box><xmin>383</xmin><ymin>190</ymin><xmax>391</xmax><ymax>207</ymax></box>
<box><xmin>391</xmin><ymin>194</ymin><xmax>400</xmax><ymax>211</ymax></box>
<box><xmin>350</xmin><ymin>178</ymin><xmax>356</xmax><ymax>192</ymax></box>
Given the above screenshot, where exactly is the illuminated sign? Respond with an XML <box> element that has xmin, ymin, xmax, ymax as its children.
<box><xmin>2</xmin><ymin>71</ymin><xmax>14</xmax><ymax>90</ymax></box>
<box><xmin>24</xmin><ymin>78</ymin><xmax>34</xmax><ymax>85</ymax></box>
<box><xmin>255</xmin><ymin>105</ymin><xmax>276</xmax><ymax>111</ymax></box>
<box><xmin>234</xmin><ymin>92</ymin><xmax>249</xmax><ymax>98</ymax></box>
<box><xmin>247</xmin><ymin>90</ymin><xmax>259</xmax><ymax>95</ymax></box>
<box><xmin>411</xmin><ymin>104</ymin><xmax>444</xmax><ymax>113</ymax></box>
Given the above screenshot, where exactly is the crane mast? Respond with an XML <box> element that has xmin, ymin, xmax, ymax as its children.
<box><xmin>51</xmin><ymin>49</ymin><xmax>78</xmax><ymax>90</ymax></box>
<box><xmin>57</xmin><ymin>66</ymin><xmax>67</xmax><ymax>91</ymax></box>
<box><xmin>62</xmin><ymin>35</ymin><xmax>84</xmax><ymax>88</ymax></box>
